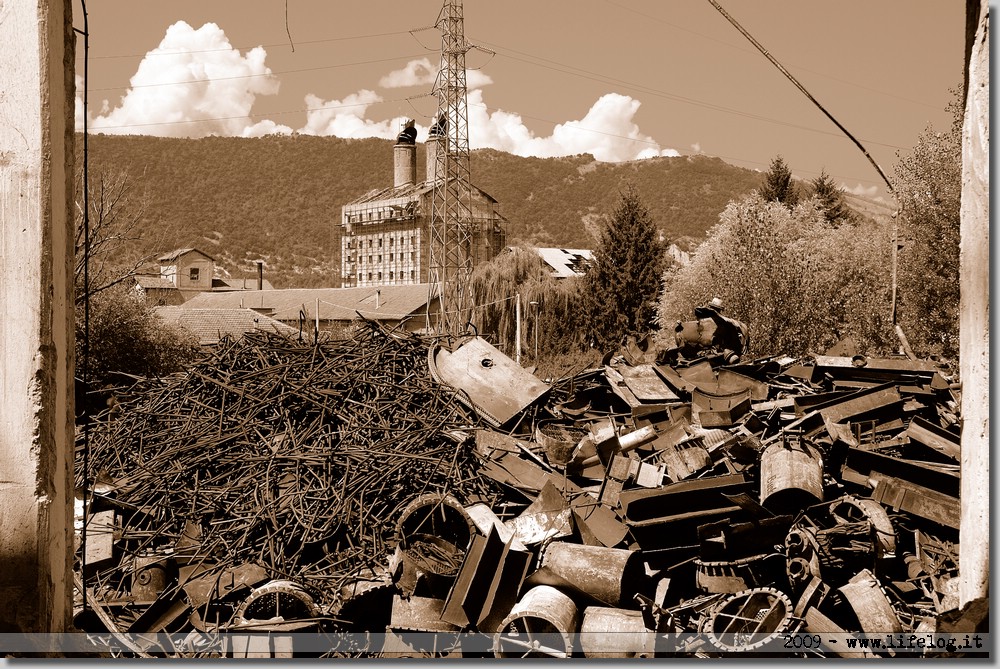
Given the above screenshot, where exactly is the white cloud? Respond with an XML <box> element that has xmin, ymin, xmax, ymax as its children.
<box><xmin>691</xmin><ymin>142</ymin><xmax>702</xmax><ymax>153</ymax></box>
<box><xmin>84</xmin><ymin>21</ymin><xmax>279</xmax><ymax>138</ymax></box>
<box><xmin>843</xmin><ymin>182</ymin><xmax>878</xmax><ymax>198</ymax></box>
<box><xmin>299</xmin><ymin>90</ymin><xmax>400</xmax><ymax>138</ymax></box>
<box><xmin>466</xmin><ymin>90</ymin><xmax>678</xmax><ymax>162</ymax></box>
<box><xmin>379</xmin><ymin>58</ymin><xmax>435</xmax><ymax>88</ymax></box>
<box><xmin>379</xmin><ymin>57</ymin><xmax>493</xmax><ymax>90</ymax></box>
<box><xmin>242</xmin><ymin>119</ymin><xmax>293</xmax><ymax>138</ymax></box>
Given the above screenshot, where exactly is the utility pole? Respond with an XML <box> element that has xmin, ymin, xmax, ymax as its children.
<box><xmin>427</xmin><ymin>0</ymin><xmax>476</xmax><ymax>335</ymax></box>
<box><xmin>515</xmin><ymin>293</ymin><xmax>522</xmax><ymax>365</ymax></box>
<box><xmin>530</xmin><ymin>300</ymin><xmax>539</xmax><ymax>361</ymax></box>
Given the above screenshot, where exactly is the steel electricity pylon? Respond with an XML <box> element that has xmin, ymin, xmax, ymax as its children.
<box><xmin>427</xmin><ymin>0</ymin><xmax>479</xmax><ymax>336</ymax></box>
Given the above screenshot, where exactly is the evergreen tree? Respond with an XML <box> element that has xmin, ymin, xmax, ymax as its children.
<box><xmin>583</xmin><ymin>184</ymin><xmax>665</xmax><ymax>350</ymax></box>
<box><xmin>811</xmin><ymin>169</ymin><xmax>849</xmax><ymax>225</ymax></box>
<box><xmin>760</xmin><ymin>155</ymin><xmax>799</xmax><ymax>207</ymax></box>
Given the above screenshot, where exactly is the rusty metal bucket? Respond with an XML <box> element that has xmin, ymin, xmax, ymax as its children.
<box><xmin>579</xmin><ymin>607</ymin><xmax>651</xmax><ymax>658</ymax></box>
<box><xmin>494</xmin><ymin>585</ymin><xmax>579</xmax><ymax>658</ymax></box>
<box><xmin>532</xmin><ymin>542</ymin><xmax>645</xmax><ymax>608</ymax></box>
<box><xmin>759</xmin><ymin>435</ymin><xmax>824</xmax><ymax>512</ymax></box>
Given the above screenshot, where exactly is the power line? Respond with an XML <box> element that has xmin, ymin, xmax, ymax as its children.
<box><xmin>74</xmin><ymin>29</ymin><xmax>413</xmax><ymax>60</ymax></box>
<box><xmin>87</xmin><ymin>52</ymin><xmax>430</xmax><ymax>92</ymax></box>
<box><xmin>602</xmin><ymin>0</ymin><xmax>944</xmax><ymax>111</ymax></box>
<box><xmin>472</xmin><ymin>37</ymin><xmax>908</xmax><ymax>152</ymax></box>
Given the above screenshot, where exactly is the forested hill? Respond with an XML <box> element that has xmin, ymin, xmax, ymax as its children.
<box><xmin>81</xmin><ymin>133</ymin><xmax>765</xmax><ymax>288</ymax></box>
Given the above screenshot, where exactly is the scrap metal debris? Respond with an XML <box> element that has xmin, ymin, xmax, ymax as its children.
<box><xmin>73</xmin><ymin>320</ymin><xmax>981</xmax><ymax>657</ymax></box>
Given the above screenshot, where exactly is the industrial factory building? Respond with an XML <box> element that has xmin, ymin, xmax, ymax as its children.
<box><xmin>339</xmin><ymin>122</ymin><xmax>506</xmax><ymax>288</ymax></box>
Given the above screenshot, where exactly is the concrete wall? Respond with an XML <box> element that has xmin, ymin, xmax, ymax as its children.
<box><xmin>0</xmin><ymin>0</ymin><xmax>75</xmax><ymax>633</ymax></box>
<box><xmin>958</xmin><ymin>0</ymin><xmax>989</xmax><ymax>608</ymax></box>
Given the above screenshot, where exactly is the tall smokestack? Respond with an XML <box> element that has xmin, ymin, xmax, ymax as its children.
<box><xmin>394</xmin><ymin>119</ymin><xmax>417</xmax><ymax>188</ymax></box>
<box><xmin>256</xmin><ymin>260</ymin><xmax>263</xmax><ymax>291</ymax></box>
<box><xmin>426</xmin><ymin>113</ymin><xmax>447</xmax><ymax>184</ymax></box>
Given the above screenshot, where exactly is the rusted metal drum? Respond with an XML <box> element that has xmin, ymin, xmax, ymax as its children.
<box><xmin>579</xmin><ymin>607</ymin><xmax>651</xmax><ymax>658</ymax></box>
<box><xmin>494</xmin><ymin>585</ymin><xmax>579</xmax><ymax>658</ymax></box>
<box><xmin>396</xmin><ymin>493</ymin><xmax>474</xmax><ymax>577</ymax></box>
<box><xmin>535</xmin><ymin>542</ymin><xmax>645</xmax><ymax>608</ymax></box>
<box><xmin>131</xmin><ymin>555</ymin><xmax>169</xmax><ymax>601</ymax></box>
<box><xmin>759</xmin><ymin>437</ymin><xmax>824</xmax><ymax>512</ymax></box>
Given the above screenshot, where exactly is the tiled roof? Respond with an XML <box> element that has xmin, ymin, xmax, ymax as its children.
<box><xmin>158</xmin><ymin>247</ymin><xmax>215</xmax><ymax>262</ymax></box>
<box><xmin>155</xmin><ymin>307</ymin><xmax>299</xmax><ymax>345</ymax></box>
<box><xmin>535</xmin><ymin>247</ymin><xmax>593</xmax><ymax>278</ymax></box>
<box><xmin>180</xmin><ymin>284</ymin><xmax>433</xmax><ymax>322</ymax></box>
<box><xmin>135</xmin><ymin>275</ymin><xmax>176</xmax><ymax>290</ymax></box>
<box><xmin>346</xmin><ymin>179</ymin><xmax>498</xmax><ymax>206</ymax></box>
<box><xmin>212</xmin><ymin>277</ymin><xmax>275</xmax><ymax>291</ymax></box>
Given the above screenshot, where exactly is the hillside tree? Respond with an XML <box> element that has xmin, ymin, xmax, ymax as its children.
<box><xmin>75</xmin><ymin>168</ymin><xmax>199</xmax><ymax>392</ymax></box>
<box><xmin>583</xmin><ymin>184</ymin><xmax>665</xmax><ymax>350</ymax></box>
<box><xmin>658</xmin><ymin>193</ymin><xmax>895</xmax><ymax>357</ymax></box>
<box><xmin>892</xmin><ymin>91</ymin><xmax>963</xmax><ymax>359</ymax></box>
<box><xmin>810</xmin><ymin>169</ymin><xmax>850</xmax><ymax>225</ymax></box>
<box><xmin>759</xmin><ymin>155</ymin><xmax>799</xmax><ymax>207</ymax></box>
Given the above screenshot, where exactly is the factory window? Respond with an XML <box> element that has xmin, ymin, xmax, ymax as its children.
<box><xmin>378</xmin><ymin>272</ymin><xmax>382</xmax><ymax>280</ymax></box>
<box><xmin>410</xmin><ymin>270</ymin><xmax>415</xmax><ymax>279</ymax></box>
<box><xmin>390</xmin><ymin>271</ymin><xmax>394</xmax><ymax>281</ymax></box>
<box><xmin>358</xmin><ymin>273</ymin><xmax>362</xmax><ymax>282</ymax></box>
<box><xmin>410</xmin><ymin>251</ymin><xmax>414</xmax><ymax>261</ymax></box>
<box><xmin>410</xmin><ymin>235</ymin><xmax>415</xmax><ymax>246</ymax></box>
<box><xmin>378</xmin><ymin>255</ymin><xmax>382</xmax><ymax>263</ymax></box>
<box><xmin>368</xmin><ymin>255</ymin><xmax>372</xmax><ymax>263</ymax></box>
<box><xmin>378</xmin><ymin>238</ymin><xmax>383</xmax><ymax>248</ymax></box>
<box><xmin>368</xmin><ymin>239</ymin><xmax>372</xmax><ymax>248</ymax></box>
<box><xmin>367</xmin><ymin>272</ymin><xmax>372</xmax><ymax>280</ymax></box>
<box><xmin>189</xmin><ymin>267</ymin><xmax>200</xmax><ymax>282</ymax></box>
<box><xmin>389</xmin><ymin>253</ymin><xmax>394</xmax><ymax>261</ymax></box>
<box><xmin>389</xmin><ymin>238</ymin><xmax>394</xmax><ymax>247</ymax></box>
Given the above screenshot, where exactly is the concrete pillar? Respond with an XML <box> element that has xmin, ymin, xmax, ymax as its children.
<box><xmin>958</xmin><ymin>0</ymin><xmax>989</xmax><ymax>608</ymax></box>
<box><xmin>426</xmin><ymin>135</ymin><xmax>443</xmax><ymax>183</ymax></box>
<box><xmin>394</xmin><ymin>142</ymin><xmax>416</xmax><ymax>188</ymax></box>
<box><xmin>0</xmin><ymin>0</ymin><xmax>76</xmax><ymax>634</ymax></box>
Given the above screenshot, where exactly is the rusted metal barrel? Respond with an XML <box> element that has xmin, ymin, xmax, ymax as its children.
<box><xmin>759</xmin><ymin>436</ymin><xmax>824</xmax><ymax>512</ymax></box>
<box><xmin>395</xmin><ymin>494</ymin><xmax>474</xmax><ymax>599</ymax></box>
<box><xmin>534</xmin><ymin>542</ymin><xmax>645</xmax><ymax>608</ymax></box>
<box><xmin>579</xmin><ymin>607</ymin><xmax>651</xmax><ymax>658</ymax></box>
<box><xmin>396</xmin><ymin>493</ymin><xmax>474</xmax><ymax>575</ymax></box>
<box><xmin>494</xmin><ymin>585</ymin><xmax>579</xmax><ymax>658</ymax></box>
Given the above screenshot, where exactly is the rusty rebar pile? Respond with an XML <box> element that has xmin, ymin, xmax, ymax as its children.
<box><xmin>78</xmin><ymin>320</ymin><xmax>500</xmax><ymax>610</ymax></box>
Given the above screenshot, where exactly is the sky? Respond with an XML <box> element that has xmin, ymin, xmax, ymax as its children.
<box><xmin>72</xmin><ymin>0</ymin><xmax>967</xmax><ymax>202</ymax></box>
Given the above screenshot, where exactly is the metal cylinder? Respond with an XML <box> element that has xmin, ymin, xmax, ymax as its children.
<box><xmin>759</xmin><ymin>438</ymin><xmax>824</xmax><ymax>512</ymax></box>
<box><xmin>535</xmin><ymin>542</ymin><xmax>645</xmax><ymax>608</ymax></box>
<box><xmin>131</xmin><ymin>555</ymin><xmax>169</xmax><ymax>601</ymax></box>
<box><xmin>494</xmin><ymin>585</ymin><xmax>579</xmax><ymax>658</ymax></box>
<box><xmin>425</xmin><ymin>136</ymin><xmax>443</xmax><ymax>183</ymax></box>
<box><xmin>396</xmin><ymin>493</ymin><xmax>473</xmax><ymax>576</ymax></box>
<box><xmin>580</xmin><ymin>607</ymin><xmax>650</xmax><ymax>658</ymax></box>
<box><xmin>393</xmin><ymin>142</ymin><xmax>416</xmax><ymax>188</ymax></box>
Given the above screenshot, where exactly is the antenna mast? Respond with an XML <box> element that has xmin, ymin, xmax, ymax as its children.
<box><xmin>427</xmin><ymin>0</ymin><xmax>476</xmax><ymax>335</ymax></box>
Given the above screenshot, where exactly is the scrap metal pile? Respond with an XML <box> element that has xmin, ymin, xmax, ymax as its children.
<box><xmin>74</xmin><ymin>318</ymin><xmax>978</xmax><ymax>658</ymax></box>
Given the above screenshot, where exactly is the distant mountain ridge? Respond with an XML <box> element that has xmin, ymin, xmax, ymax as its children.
<box><xmin>79</xmin><ymin>134</ymin><xmax>877</xmax><ymax>288</ymax></box>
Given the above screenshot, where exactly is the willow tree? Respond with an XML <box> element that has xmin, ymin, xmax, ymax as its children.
<box><xmin>470</xmin><ymin>246</ymin><xmax>586</xmax><ymax>361</ymax></box>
